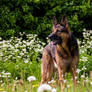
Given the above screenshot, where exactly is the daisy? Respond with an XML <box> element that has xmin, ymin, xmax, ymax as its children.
<box><xmin>27</xmin><ymin>76</ymin><xmax>36</xmax><ymax>82</ymax></box>
<box><xmin>37</xmin><ymin>84</ymin><xmax>52</xmax><ymax>92</ymax></box>
<box><xmin>52</xmin><ymin>88</ymin><xmax>56</xmax><ymax>92</ymax></box>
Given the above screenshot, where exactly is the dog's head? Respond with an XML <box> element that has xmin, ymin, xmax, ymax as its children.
<box><xmin>49</xmin><ymin>16</ymin><xmax>71</xmax><ymax>45</ymax></box>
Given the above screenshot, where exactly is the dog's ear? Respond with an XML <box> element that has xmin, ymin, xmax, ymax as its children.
<box><xmin>53</xmin><ymin>16</ymin><xmax>57</xmax><ymax>25</ymax></box>
<box><xmin>61</xmin><ymin>16</ymin><xmax>70</xmax><ymax>32</ymax></box>
<box><xmin>61</xmin><ymin>16</ymin><xmax>68</xmax><ymax>27</ymax></box>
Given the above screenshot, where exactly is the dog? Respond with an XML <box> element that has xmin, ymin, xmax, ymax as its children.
<box><xmin>41</xmin><ymin>16</ymin><xmax>79</xmax><ymax>90</ymax></box>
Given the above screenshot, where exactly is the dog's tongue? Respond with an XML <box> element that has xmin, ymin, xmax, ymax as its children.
<box><xmin>50</xmin><ymin>41</ymin><xmax>56</xmax><ymax>45</ymax></box>
<box><xmin>50</xmin><ymin>41</ymin><xmax>54</xmax><ymax>45</ymax></box>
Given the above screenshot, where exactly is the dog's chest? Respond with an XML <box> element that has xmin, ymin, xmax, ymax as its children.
<box><xmin>56</xmin><ymin>49</ymin><xmax>72</xmax><ymax>63</ymax></box>
<box><xmin>53</xmin><ymin>56</ymin><xmax>72</xmax><ymax>72</ymax></box>
<box><xmin>48</xmin><ymin>43</ymin><xmax>72</xmax><ymax>70</ymax></box>
<box><xmin>55</xmin><ymin>50</ymin><xmax>73</xmax><ymax>72</ymax></box>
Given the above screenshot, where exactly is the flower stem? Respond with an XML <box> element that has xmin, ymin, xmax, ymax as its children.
<box><xmin>30</xmin><ymin>82</ymin><xmax>32</xmax><ymax>92</ymax></box>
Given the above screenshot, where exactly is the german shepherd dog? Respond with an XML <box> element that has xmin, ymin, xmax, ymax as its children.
<box><xmin>41</xmin><ymin>16</ymin><xmax>79</xmax><ymax>90</ymax></box>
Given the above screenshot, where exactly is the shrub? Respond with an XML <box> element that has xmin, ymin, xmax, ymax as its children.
<box><xmin>0</xmin><ymin>0</ymin><xmax>92</xmax><ymax>40</ymax></box>
<box><xmin>0</xmin><ymin>32</ymin><xmax>45</xmax><ymax>80</ymax></box>
<box><xmin>78</xmin><ymin>29</ymin><xmax>92</xmax><ymax>76</ymax></box>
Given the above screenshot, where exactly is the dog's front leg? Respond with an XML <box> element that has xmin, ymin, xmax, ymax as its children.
<box><xmin>58</xmin><ymin>67</ymin><xmax>65</xmax><ymax>92</ymax></box>
<box><xmin>71</xmin><ymin>65</ymin><xmax>78</xmax><ymax>92</ymax></box>
<box><xmin>72</xmin><ymin>67</ymin><xmax>77</xmax><ymax>86</ymax></box>
<box><xmin>41</xmin><ymin>51</ymin><xmax>54</xmax><ymax>84</ymax></box>
<box><xmin>71</xmin><ymin>56</ymin><xmax>79</xmax><ymax>86</ymax></box>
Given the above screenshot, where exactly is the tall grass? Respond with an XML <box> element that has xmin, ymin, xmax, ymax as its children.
<box><xmin>0</xmin><ymin>76</ymin><xmax>92</xmax><ymax>92</ymax></box>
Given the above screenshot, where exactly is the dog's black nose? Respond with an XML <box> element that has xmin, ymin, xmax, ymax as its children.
<box><xmin>48</xmin><ymin>33</ymin><xmax>53</xmax><ymax>39</ymax></box>
<box><xmin>48</xmin><ymin>33</ymin><xmax>57</xmax><ymax>41</ymax></box>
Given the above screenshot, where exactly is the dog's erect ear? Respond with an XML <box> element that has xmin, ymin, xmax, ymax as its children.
<box><xmin>53</xmin><ymin>16</ymin><xmax>57</xmax><ymax>25</ymax></box>
<box><xmin>61</xmin><ymin>16</ymin><xmax>70</xmax><ymax>32</ymax></box>
<box><xmin>61</xmin><ymin>16</ymin><xmax>68</xmax><ymax>27</ymax></box>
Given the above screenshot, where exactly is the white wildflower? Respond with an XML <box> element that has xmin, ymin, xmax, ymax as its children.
<box><xmin>83</xmin><ymin>28</ymin><xmax>86</xmax><ymax>32</ymax></box>
<box><xmin>77</xmin><ymin>80</ymin><xmax>80</xmax><ymax>83</ymax></box>
<box><xmin>82</xmin><ymin>66</ymin><xmax>87</xmax><ymax>70</ymax></box>
<box><xmin>64</xmin><ymin>80</ymin><xmax>67</xmax><ymax>83</ymax></box>
<box><xmin>90</xmin><ymin>82</ymin><xmax>92</xmax><ymax>85</ymax></box>
<box><xmin>15</xmin><ymin>49</ymin><xmax>19</xmax><ymax>52</ymax></box>
<box><xmin>17</xmin><ymin>56</ymin><xmax>21</xmax><ymax>59</ymax></box>
<box><xmin>23</xmin><ymin>40</ymin><xmax>26</xmax><ymax>43</ymax></box>
<box><xmin>81</xmin><ymin>56</ymin><xmax>88</xmax><ymax>62</ymax></box>
<box><xmin>0</xmin><ymin>80</ymin><xmax>3</xmax><ymax>83</ymax></box>
<box><xmin>52</xmin><ymin>88</ymin><xmax>57</xmax><ymax>92</ymax></box>
<box><xmin>80</xmin><ymin>49</ymin><xmax>85</xmax><ymax>54</ymax></box>
<box><xmin>37</xmin><ymin>84</ymin><xmax>52</xmax><ymax>92</ymax></box>
<box><xmin>24</xmin><ymin>60</ymin><xmax>29</xmax><ymax>63</ymax></box>
<box><xmin>2</xmin><ymin>72</ymin><xmax>11</xmax><ymax>78</ymax></box>
<box><xmin>81</xmin><ymin>75</ymin><xmax>85</xmax><ymax>78</ymax></box>
<box><xmin>75</xmin><ymin>76</ymin><xmax>77</xmax><ymax>80</ymax></box>
<box><xmin>67</xmin><ymin>85</ymin><xmax>70</xmax><ymax>88</ymax></box>
<box><xmin>27</xmin><ymin>76</ymin><xmax>36</xmax><ymax>82</ymax></box>
<box><xmin>22</xmin><ymin>49</ymin><xmax>26</xmax><ymax>52</ymax></box>
<box><xmin>15</xmin><ymin>44</ymin><xmax>19</xmax><ymax>48</ymax></box>
<box><xmin>20</xmin><ymin>52</ymin><xmax>24</xmax><ymax>56</ymax></box>
<box><xmin>3</xmin><ymin>72</ymin><xmax>11</xmax><ymax>76</ymax></box>
<box><xmin>85</xmin><ymin>79</ymin><xmax>89</xmax><ymax>82</ymax></box>
<box><xmin>48</xmin><ymin>79</ymin><xmax>55</xmax><ymax>84</ymax></box>
<box><xmin>26</xmin><ymin>42</ymin><xmax>30</xmax><ymax>46</ymax></box>
<box><xmin>76</xmin><ymin>69</ymin><xmax>81</xmax><ymax>73</ymax></box>
<box><xmin>15</xmin><ymin>77</ymin><xmax>18</xmax><ymax>80</ymax></box>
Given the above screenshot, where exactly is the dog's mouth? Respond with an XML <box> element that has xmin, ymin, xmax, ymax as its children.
<box><xmin>50</xmin><ymin>41</ymin><xmax>57</xmax><ymax>45</ymax></box>
<box><xmin>48</xmin><ymin>33</ymin><xmax>62</xmax><ymax>45</ymax></box>
<box><xmin>50</xmin><ymin>40</ymin><xmax>62</xmax><ymax>45</ymax></box>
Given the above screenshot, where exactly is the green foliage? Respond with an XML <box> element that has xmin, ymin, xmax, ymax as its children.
<box><xmin>0</xmin><ymin>0</ymin><xmax>92</xmax><ymax>39</ymax></box>
<box><xmin>0</xmin><ymin>33</ymin><xmax>45</xmax><ymax>80</ymax></box>
<box><xmin>77</xmin><ymin>29</ymin><xmax>92</xmax><ymax>76</ymax></box>
<box><xmin>79</xmin><ymin>55</ymin><xmax>92</xmax><ymax>74</ymax></box>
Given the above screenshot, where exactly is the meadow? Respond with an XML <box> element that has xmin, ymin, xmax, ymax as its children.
<box><xmin>0</xmin><ymin>29</ymin><xmax>92</xmax><ymax>92</ymax></box>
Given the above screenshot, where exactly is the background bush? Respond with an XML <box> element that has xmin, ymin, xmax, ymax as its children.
<box><xmin>0</xmin><ymin>0</ymin><xmax>92</xmax><ymax>40</ymax></box>
<box><xmin>78</xmin><ymin>29</ymin><xmax>92</xmax><ymax>76</ymax></box>
<box><xmin>0</xmin><ymin>33</ymin><xmax>45</xmax><ymax>80</ymax></box>
<box><xmin>0</xmin><ymin>29</ymin><xmax>92</xmax><ymax>80</ymax></box>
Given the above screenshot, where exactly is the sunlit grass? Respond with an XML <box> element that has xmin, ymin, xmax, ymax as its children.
<box><xmin>0</xmin><ymin>76</ymin><xmax>92</xmax><ymax>92</ymax></box>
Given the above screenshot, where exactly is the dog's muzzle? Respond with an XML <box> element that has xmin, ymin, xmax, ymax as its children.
<box><xmin>48</xmin><ymin>33</ymin><xmax>62</xmax><ymax>45</ymax></box>
<box><xmin>48</xmin><ymin>33</ymin><xmax>58</xmax><ymax>41</ymax></box>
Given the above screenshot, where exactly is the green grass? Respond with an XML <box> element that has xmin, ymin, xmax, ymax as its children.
<box><xmin>0</xmin><ymin>78</ymin><xmax>92</xmax><ymax>92</ymax></box>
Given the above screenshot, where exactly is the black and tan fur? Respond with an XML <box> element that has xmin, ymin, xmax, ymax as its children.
<box><xmin>41</xmin><ymin>16</ymin><xmax>79</xmax><ymax>90</ymax></box>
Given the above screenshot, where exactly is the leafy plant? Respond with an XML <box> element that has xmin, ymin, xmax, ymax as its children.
<box><xmin>0</xmin><ymin>0</ymin><xmax>92</xmax><ymax>40</ymax></box>
<box><xmin>0</xmin><ymin>33</ymin><xmax>45</xmax><ymax>80</ymax></box>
